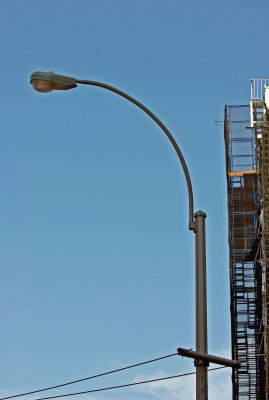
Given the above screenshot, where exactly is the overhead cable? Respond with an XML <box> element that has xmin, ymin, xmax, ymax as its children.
<box><xmin>1</xmin><ymin>353</ymin><xmax>178</xmax><ymax>400</ymax></box>
<box><xmin>23</xmin><ymin>367</ymin><xmax>227</xmax><ymax>400</ymax></box>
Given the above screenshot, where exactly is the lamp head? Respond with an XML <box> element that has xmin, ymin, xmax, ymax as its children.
<box><xmin>30</xmin><ymin>71</ymin><xmax>77</xmax><ymax>93</ymax></box>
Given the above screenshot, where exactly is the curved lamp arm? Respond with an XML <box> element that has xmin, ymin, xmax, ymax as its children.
<box><xmin>30</xmin><ymin>71</ymin><xmax>195</xmax><ymax>230</ymax></box>
<box><xmin>77</xmin><ymin>79</ymin><xmax>195</xmax><ymax>231</ymax></box>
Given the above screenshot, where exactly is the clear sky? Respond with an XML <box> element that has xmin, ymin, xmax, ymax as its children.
<box><xmin>1</xmin><ymin>1</ymin><xmax>269</xmax><ymax>399</ymax></box>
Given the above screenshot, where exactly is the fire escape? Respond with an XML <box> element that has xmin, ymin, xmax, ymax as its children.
<box><xmin>224</xmin><ymin>98</ymin><xmax>264</xmax><ymax>398</ymax></box>
<box><xmin>251</xmin><ymin>79</ymin><xmax>269</xmax><ymax>399</ymax></box>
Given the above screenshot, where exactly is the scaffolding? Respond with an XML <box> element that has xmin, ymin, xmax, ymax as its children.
<box><xmin>250</xmin><ymin>79</ymin><xmax>269</xmax><ymax>399</ymax></box>
<box><xmin>224</xmin><ymin>104</ymin><xmax>264</xmax><ymax>399</ymax></box>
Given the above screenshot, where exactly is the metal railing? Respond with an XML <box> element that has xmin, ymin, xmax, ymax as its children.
<box><xmin>251</xmin><ymin>79</ymin><xmax>269</xmax><ymax>100</ymax></box>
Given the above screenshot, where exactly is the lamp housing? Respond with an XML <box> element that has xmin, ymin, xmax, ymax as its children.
<box><xmin>30</xmin><ymin>71</ymin><xmax>77</xmax><ymax>93</ymax></box>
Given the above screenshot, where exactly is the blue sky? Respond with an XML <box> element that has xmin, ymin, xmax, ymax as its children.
<box><xmin>1</xmin><ymin>0</ymin><xmax>269</xmax><ymax>399</ymax></box>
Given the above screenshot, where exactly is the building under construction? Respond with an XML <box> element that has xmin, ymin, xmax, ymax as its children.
<box><xmin>224</xmin><ymin>80</ymin><xmax>269</xmax><ymax>399</ymax></box>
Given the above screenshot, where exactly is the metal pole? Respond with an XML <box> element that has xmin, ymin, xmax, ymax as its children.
<box><xmin>31</xmin><ymin>71</ymin><xmax>240</xmax><ymax>399</ymax></box>
<box><xmin>194</xmin><ymin>210</ymin><xmax>208</xmax><ymax>400</ymax></box>
<box><xmin>30</xmin><ymin>73</ymin><xmax>213</xmax><ymax>398</ymax></box>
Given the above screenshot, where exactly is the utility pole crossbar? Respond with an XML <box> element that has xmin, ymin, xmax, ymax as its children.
<box><xmin>177</xmin><ymin>347</ymin><xmax>241</xmax><ymax>369</ymax></box>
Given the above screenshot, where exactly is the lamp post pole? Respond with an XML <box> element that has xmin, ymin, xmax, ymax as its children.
<box><xmin>194</xmin><ymin>211</ymin><xmax>208</xmax><ymax>400</ymax></box>
<box><xmin>30</xmin><ymin>71</ymin><xmax>208</xmax><ymax>400</ymax></box>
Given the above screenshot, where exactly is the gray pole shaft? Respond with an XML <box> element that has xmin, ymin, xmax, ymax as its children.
<box><xmin>194</xmin><ymin>211</ymin><xmax>208</xmax><ymax>400</ymax></box>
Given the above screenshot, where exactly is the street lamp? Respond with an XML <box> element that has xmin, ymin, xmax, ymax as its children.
<box><xmin>29</xmin><ymin>70</ymin><xmax>236</xmax><ymax>400</ymax></box>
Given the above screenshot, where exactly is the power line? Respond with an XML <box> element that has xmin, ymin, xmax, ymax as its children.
<box><xmin>24</xmin><ymin>367</ymin><xmax>227</xmax><ymax>400</ymax></box>
<box><xmin>0</xmin><ymin>353</ymin><xmax>178</xmax><ymax>400</ymax></box>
